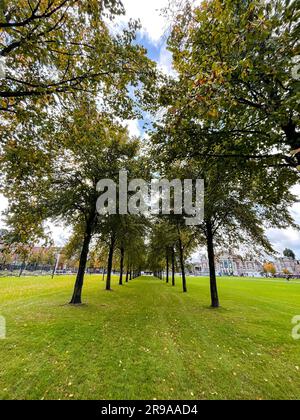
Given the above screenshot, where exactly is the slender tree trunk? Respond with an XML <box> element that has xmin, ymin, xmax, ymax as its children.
<box><xmin>178</xmin><ymin>238</ymin><xmax>187</xmax><ymax>293</ymax></box>
<box><xmin>126</xmin><ymin>270</ymin><xmax>129</xmax><ymax>283</ymax></box>
<box><xmin>206</xmin><ymin>220</ymin><xmax>220</xmax><ymax>308</ymax></box>
<box><xmin>119</xmin><ymin>247</ymin><xmax>125</xmax><ymax>286</ymax></box>
<box><xmin>172</xmin><ymin>247</ymin><xmax>175</xmax><ymax>286</ymax></box>
<box><xmin>70</xmin><ymin>219</ymin><xmax>93</xmax><ymax>304</ymax></box>
<box><xmin>51</xmin><ymin>253</ymin><xmax>60</xmax><ymax>279</ymax></box>
<box><xmin>166</xmin><ymin>250</ymin><xmax>169</xmax><ymax>284</ymax></box>
<box><xmin>19</xmin><ymin>260</ymin><xmax>26</xmax><ymax>277</ymax></box>
<box><xmin>130</xmin><ymin>269</ymin><xmax>132</xmax><ymax>280</ymax></box>
<box><xmin>102</xmin><ymin>268</ymin><xmax>105</xmax><ymax>282</ymax></box>
<box><xmin>106</xmin><ymin>236</ymin><xmax>115</xmax><ymax>291</ymax></box>
<box><xmin>51</xmin><ymin>262</ymin><xmax>56</xmax><ymax>279</ymax></box>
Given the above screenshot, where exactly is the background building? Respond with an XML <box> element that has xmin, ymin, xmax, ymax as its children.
<box><xmin>190</xmin><ymin>252</ymin><xmax>300</xmax><ymax>277</ymax></box>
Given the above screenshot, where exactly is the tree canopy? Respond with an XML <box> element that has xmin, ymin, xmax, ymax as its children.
<box><xmin>1</xmin><ymin>0</ymin><xmax>299</xmax><ymax>308</ymax></box>
<box><xmin>161</xmin><ymin>0</ymin><xmax>299</xmax><ymax>168</ymax></box>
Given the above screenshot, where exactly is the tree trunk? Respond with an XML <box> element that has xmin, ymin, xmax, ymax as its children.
<box><xmin>19</xmin><ymin>260</ymin><xmax>26</xmax><ymax>277</ymax></box>
<box><xmin>282</xmin><ymin>120</ymin><xmax>300</xmax><ymax>165</ymax></box>
<box><xmin>178</xmin><ymin>238</ymin><xmax>187</xmax><ymax>293</ymax></box>
<box><xmin>106</xmin><ymin>236</ymin><xmax>115</xmax><ymax>291</ymax></box>
<box><xmin>166</xmin><ymin>251</ymin><xmax>169</xmax><ymax>283</ymax></box>
<box><xmin>172</xmin><ymin>247</ymin><xmax>175</xmax><ymax>286</ymax></box>
<box><xmin>119</xmin><ymin>247</ymin><xmax>125</xmax><ymax>286</ymax></box>
<box><xmin>130</xmin><ymin>269</ymin><xmax>132</xmax><ymax>280</ymax></box>
<box><xmin>126</xmin><ymin>270</ymin><xmax>129</xmax><ymax>283</ymax></box>
<box><xmin>51</xmin><ymin>262</ymin><xmax>56</xmax><ymax>279</ymax></box>
<box><xmin>206</xmin><ymin>220</ymin><xmax>220</xmax><ymax>308</ymax></box>
<box><xmin>51</xmin><ymin>253</ymin><xmax>60</xmax><ymax>279</ymax></box>
<box><xmin>166</xmin><ymin>250</ymin><xmax>169</xmax><ymax>284</ymax></box>
<box><xmin>70</xmin><ymin>218</ymin><xmax>93</xmax><ymax>304</ymax></box>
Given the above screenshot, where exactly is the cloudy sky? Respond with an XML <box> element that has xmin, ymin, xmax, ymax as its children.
<box><xmin>1</xmin><ymin>0</ymin><xmax>300</xmax><ymax>257</ymax></box>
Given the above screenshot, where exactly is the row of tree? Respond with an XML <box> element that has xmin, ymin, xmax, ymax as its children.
<box><xmin>0</xmin><ymin>0</ymin><xmax>299</xmax><ymax>308</ymax></box>
<box><xmin>147</xmin><ymin>0</ymin><xmax>299</xmax><ymax>305</ymax></box>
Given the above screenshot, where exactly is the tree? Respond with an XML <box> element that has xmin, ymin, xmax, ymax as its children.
<box><xmin>96</xmin><ymin>215</ymin><xmax>122</xmax><ymax>291</ymax></box>
<box><xmin>0</xmin><ymin>0</ymin><xmax>155</xmax><ymax>117</ymax></box>
<box><xmin>148</xmin><ymin>219</ymin><xmax>175</xmax><ymax>280</ymax></box>
<box><xmin>151</xmin><ymin>0</ymin><xmax>300</xmax><ymax>306</ymax></box>
<box><xmin>200</xmin><ymin>159</ymin><xmax>298</xmax><ymax>307</ymax></box>
<box><xmin>117</xmin><ymin>215</ymin><xmax>148</xmax><ymax>285</ymax></box>
<box><xmin>3</xmin><ymin>98</ymin><xmax>140</xmax><ymax>304</ymax></box>
<box><xmin>174</xmin><ymin>217</ymin><xmax>197</xmax><ymax>293</ymax></box>
<box><xmin>148</xmin><ymin>222</ymin><xmax>167</xmax><ymax>279</ymax></box>
<box><xmin>264</xmin><ymin>262</ymin><xmax>277</xmax><ymax>276</ymax></box>
<box><xmin>151</xmin><ymin>114</ymin><xmax>298</xmax><ymax>306</ymax></box>
<box><xmin>94</xmin><ymin>159</ymin><xmax>150</xmax><ymax>289</ymax></box>
<box><xmin>166</xmin><ymin>0</ymin><xmax>300</xmax><ymax>170</ymax></box>
<box><xmin>27</xmin><ymin>246</ymin><xmax>56</xmax><ymax>270</ymax></box>
<box><xmin>89</xmin><ymin>243</ymin><xmax>108</xmax><ymax>275</ymax></box>
<box><xmin>171</xmin><ymin>246</ymin><xmax>176</xmax><ymax>286</ymax></box>
<box><xmin>148</xmin><ymin>216</ymin><xmax>196</xmax><ymax>292</ymax></box>
<box><xmin>0</xmin><ymin>1</ymin><xmax>157</xmax><ymax>247</ymax></box>
<box><xmin>0</xmin><ymin>212</ymin><xmax>52</xmax><ymax>274</ymax></box>
<box><xmin>125</xmin><ymin>232</ymin><xmax>147</xmax><ymax>280</ymax></box>
<box><xmin>283</xmin><ymin>248</ymin><xmax>296</xmax><ymax>260</ymax></box>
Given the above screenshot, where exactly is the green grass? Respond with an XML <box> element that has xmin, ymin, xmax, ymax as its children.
<box><xmin>0</xmin><ymin>274</ymin><xmax>300</xmax><ymax>400</ymax></box>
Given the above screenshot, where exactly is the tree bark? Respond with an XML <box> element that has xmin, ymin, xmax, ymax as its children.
<box><xmin>206</xmin><ymin>220</ymin><xmax>220</xmax><ymax>308</ymax></box>
<box><xmin>106</xmin><ymin>236</ymin><xmax>116</xmax><ymax>291</ymax></box>
<box><xmin>282</xmin><ymin>120</ymin><xmax>300</xmax><ymax>165</ymax></box>
<box><xmin>119</xmin><ymin>247</ymin><xmax>125</xmax><ymax>286</ymax></box>
<box><xmin>51</xmin><ymin>253</ymin><xmax>60</xmax><ymax>279</ymax></box>
<box><xmin>70</xmin><ymin>217</ymin><xmax>93</xmax><ymax>304</ymax></box>
<box><xmin>19</xmin><ymin>260</ymin><xmax>26</xmax><ymax>277</ymax></box>
<box><xmin>126</xmin><ymin>270</ymin><xmax>129</xmax><ymax>283</ymax></box>
<box><xmin>166</xmin><ymin>250</ymin><xmax>169</xmax><ymax>284</ymax></box>
<box><xmin>172</xmin><ymin>247</ymin><xmax>175</xmax><ymax>286</ymax></box>
<box><xmin>178</xmin><ymin>238</ymin><xmax>187</xmax><ymax>293</ymax></box>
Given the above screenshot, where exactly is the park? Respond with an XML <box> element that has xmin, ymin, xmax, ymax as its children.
<box><xmin>0</xmin><ymin>273</ymin><xmax>300</xmax><ymax>400</ymax></box>
<box><xmin>0</xmin><ymin>0</ymin><xmax>300</xmax><ymax>402</ymax></box>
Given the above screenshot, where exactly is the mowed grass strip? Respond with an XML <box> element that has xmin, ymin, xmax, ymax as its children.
<box><xmin>0</xmin><ymin>274</ymin><xmax>300</xmax><ymax>400</ymax></box>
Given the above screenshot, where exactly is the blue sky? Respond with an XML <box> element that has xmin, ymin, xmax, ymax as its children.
<box><xmin>136</xmin><ymin>34</ymin><xmax>164</xmax><ymax>62</ymax></box>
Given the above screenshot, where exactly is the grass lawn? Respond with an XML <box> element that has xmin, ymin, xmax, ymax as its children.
<box><xmin>0</xmin><ymin>274</ymin><xmax>300</xmax><ymax>400</ymax></box>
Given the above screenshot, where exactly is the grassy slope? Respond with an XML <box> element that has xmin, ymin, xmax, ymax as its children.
<box><xmin>0</xmin><ymin>274</ymin><xmax>299</xmax><ymax>400</ymax></box>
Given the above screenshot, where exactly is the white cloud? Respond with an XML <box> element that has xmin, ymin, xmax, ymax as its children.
<box><xmin>120</xmin><ymin>0</ymin><xmax>170</xmax><ymax>44</ymax></box>
<box><xmin>267</xmin><ymin>227</ymin><xmax>300</xmax><ymax>258</ymax></box>
<box><xmin>266</xmin><ymin>184</ymin><xmax>300</xmax><ymax>258</ymax></box>
<box><xmin>46</xmin><ymin>222</ymin><xmax>72</xmax><ymax>247</ymax></box>
<box><xmin>124</xmin><ymin>119</ymin><xmax>141</xmax><ymax>137</ymax></box>
<box><xmin>158</xmin><ymin>43</ymin><xmax>174</xmax><ymax>76</ymax></box>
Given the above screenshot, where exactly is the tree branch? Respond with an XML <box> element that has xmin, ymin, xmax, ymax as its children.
<box><xmin>0</xmin><ymin>0</ymin><xmax>72</xmax><ymax>28</ymax></box>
